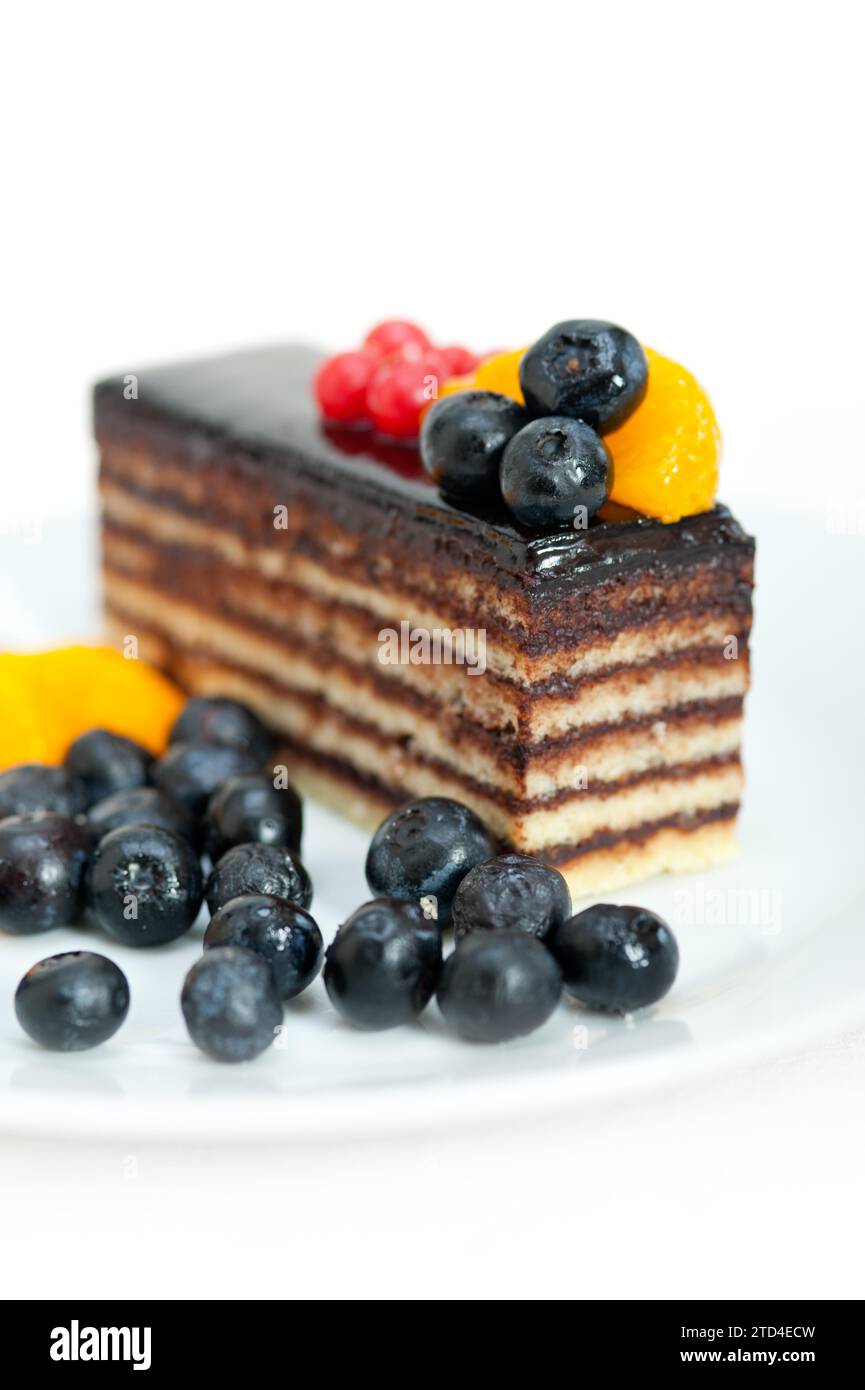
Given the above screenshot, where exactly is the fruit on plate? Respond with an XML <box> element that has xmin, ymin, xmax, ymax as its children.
<box><xmin>204</xmin><ymin>894</ymin><xmax>323</xmax><ymax>1001</ymax></box>
<box><xmin>181</xmin><ymin>946</ymin><xmax>282</xmax><ymax>1062</ymax></box>
<box><xmin>205</xmin><ymin>842</ymin><xmax>313</xmax><ymax>915</ymax></box>
<box><xmin>451</xmin><ymin>853</ymin><xmax>571</xmax><ymax>944</ymax></box>
<box><xmin>85</xmin><ymin>786</ymin><xmax>196</xmax><ymax>848</ymax></box>
<box><xmin>15</xmin><ymin>952</ymin><xmax>130</xmax><ymax>1051</ymax></box>
<box><xmin>605</xmin><ymin>347</ymin><xmax>720</xmax><ymax>523</ymax></box>
<box><xmin>0</xmin><ymin>646</ymin><xmax>184</xmax><ymax>772</ymax></box>
<box><xmin>324</xmin><ymin>898</ymin><xmax>442</xmax><ymax>1030</ymax></box>
<box><xmin>0</xmin><ymin>763</ymin><xmax>88</xmax><ymax>819</ymax></box>
<box><xmin>86</xmin><ymin>823</ymin><xmax>204</xmax><ymax>947</ymax></box>
<box><xmin>151</xmin><ymin>742</ymin><xmax>261</xmax><ymax>818</ymax></box>
<box><xmin>169</xmin><ymin>695</ymin><xmax>274</xmax><ymax>764</ymax></box>
<box><xmin>0</xmin><ymin>812</ymin><xmax>90</xmax><ymax>933</ymax></box>
<box><xmin>204</xmin><ymin>773</ymin><xmax>303</xmax><ymax>860</ymax></box>
<box><xmin>548</xmin><ymin>903</ymin><xmax>679</xmax><ymax>1013</ymax></box>
<box><xmin>0</xmin><ymin>697</ymin><xmax>686</xmax><ymax>1056</ymax></box>
<box><xmin>64</xmin><ymin>728</ymin><xmax>153</xmax><ymax>806</ymax></box>
<box><xmin>365</xmin><ymin>796</ymin><xmax>496</xmax><ymax>927</ymax></box>
<box><xmin>436</xmin><ymin>930</ymin><xmax>562</xmax><ymax>1043</ymax></box>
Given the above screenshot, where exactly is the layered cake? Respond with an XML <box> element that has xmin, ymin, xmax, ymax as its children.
<box><xmin>94</xmin><ymin>323</ymin><xmax>754</xmax><ymax>896</ymax></box>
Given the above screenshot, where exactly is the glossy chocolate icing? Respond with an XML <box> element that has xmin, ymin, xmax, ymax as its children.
<box><xmin>94</xmin><ymin>343</ymin><xmax>754</xmax><ymax>598</ymax></box>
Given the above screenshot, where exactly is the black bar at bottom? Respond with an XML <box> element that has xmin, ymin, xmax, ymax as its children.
<box><xmin>0</xmin><ymin>1298</ymin><xmax>855</xmax><ymax>1373</ymax></box>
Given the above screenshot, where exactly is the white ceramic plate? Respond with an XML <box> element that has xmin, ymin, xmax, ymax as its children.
<box><xmin>0</xmin><ymin>505</ymin><xmax>862</xmax><ymax>1140</ymax></box>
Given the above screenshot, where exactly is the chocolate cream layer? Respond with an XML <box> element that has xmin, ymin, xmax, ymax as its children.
<box><xmin>100</xmin><ymin>489</ymin><xmax>750</xmax><ymax>782</ymax></box>
<box><xmin>104</xmin><ymin>559</ymin><xmax>746</xmax><ymax>793</ymax></box>
<box><xmin>98</xmin><ymin>443</ymin><xmax>753</xmax><ymax>651</ymax></box>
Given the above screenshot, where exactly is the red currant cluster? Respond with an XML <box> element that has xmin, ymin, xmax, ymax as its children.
<box><xmin>314</xmin><ymin>319</ymin><xmax>480</xmax><ymax>440</ymax></box>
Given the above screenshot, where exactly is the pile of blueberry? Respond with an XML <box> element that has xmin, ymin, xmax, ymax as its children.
<box><xmin>421</xmin><ymin>319</ymin><xmax>648</xmax><ymax>532</ymax></box>
<box><xmin>0</xmin><ymin>697</ymin><xmax>679</xmax><ymax>1062</ymax></box>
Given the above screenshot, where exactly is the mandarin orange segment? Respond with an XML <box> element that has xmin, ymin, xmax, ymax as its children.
<box><xmin>605</xmin><ymin>348</ymin><xmax>720</xmax><ymax>523</ymax></box>
<box><xmin>436</xmin><ymin>371</ymin><xmax>477</xmax><ymax>400</ymax></box>
<box><xmin>473</xmin><ymin>348</ymin><xmax>527</xmax><ymax>404</ymax></box>
<box><xmin>0</xmin><ymin>646</ymin><xmax>185</xmax><ymax>771</ymax></box>
<box><xmin>434</xmin><ymin>347</ymin><xmax>528</xmax><ymax>409</ymax></box>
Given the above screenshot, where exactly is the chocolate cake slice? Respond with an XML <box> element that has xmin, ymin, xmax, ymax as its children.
<box><xmin>94</xmin><ymin>344</ymin><xmax>754</xmax><ymax>896</ymax></box>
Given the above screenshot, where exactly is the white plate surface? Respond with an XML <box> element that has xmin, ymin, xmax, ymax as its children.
<box><xmin>0</xmin><ymin>505</ymin><xmax>862</xmax><ymax>1140</ymax></box>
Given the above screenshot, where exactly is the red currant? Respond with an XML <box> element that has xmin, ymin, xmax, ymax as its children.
<box><xmin>363</xmin><ymin>320</ymin><xmax>431</xmax><ymax>362</ymax></box>
<box><xmin>366</xmin><ymin>351</ymin><xmax>449</xmax><ymax>439</ymax></box>
<box><xmin>314</xmin><ymin>351</ymin><xmax>377</xmax><ymax>424</ymax></box>
<box><xmin>439</xmin><ymin>345</ymin><xmax>480</xmax><ymax>378</ymax></box>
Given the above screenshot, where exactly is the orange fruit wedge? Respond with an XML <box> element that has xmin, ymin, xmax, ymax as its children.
<box><xmin>473</xmin><ymin>348</ymin><xmax>527</xmax><ymax>404</ymax></box>
<box><xmin>0</xmin><ymin>646</ymin><xmax>184</xmax><ymax>771</ymax></box>
<box><xmin>606</xmin><ymin>348</ymin><xmax>720</xmax><ymax>523</ymax></box>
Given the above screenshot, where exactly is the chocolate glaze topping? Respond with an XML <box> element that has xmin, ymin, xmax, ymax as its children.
<box><xmin>94</xmin><ymin>344</ymin><xmax>755</xmax><ymax>601</ymax></box>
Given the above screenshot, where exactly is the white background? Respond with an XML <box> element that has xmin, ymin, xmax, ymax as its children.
<box><xmin>1</xmin><ymin>0</ymin><xmax>864</xmax><ymax>1300</ymax></box>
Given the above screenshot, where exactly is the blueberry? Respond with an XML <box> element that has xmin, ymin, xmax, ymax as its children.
<box><xmin>548</xmin><ymin>903</ymin><xmax>679</xmax><ymax>1013</ymax></box>
<box><xmin>204</xmin><ymin>894</ymin><xmax>323</xmax><ymax>1000</ymax></box>
<box><xmin>170</xmin><ymin>696</ymin><xmax>274</xmax><ymax>765</ymax></box>
<box><xmin>436</xmin><ymin>931</ymin><xmax>562</xmax><ymax>1043</ymax></box>
<box><xmin>64</xmin><ymin>728</ymin><xmax>153</xmax><ymax>806</ymax></box>
<box><xmin>452</xmin><ymin>853</ymin><xmax>571</xmax><ymax>944</ymax></box>
<box><xmin>420</xmin><ymin>390</ymin><xmax>528</xmax><ymax>498</ymax></box>
<box><xmin>519</xmin><ymin>320</ymin><xmax>648</xmax><ymax>432</ymax></box>
<box><xmin>151</xmin><ymin>741</ymin><xmax>261</xmax><ymax>817</ymax></box>
<box><xmin>15</xmin><ymin>951</ymin><xmax>130</xmax><ymax>1051</ymax></box>
<box><xmin>86</xmin><ymin>786</ymin><xmax>195</xmax><ymax>848</ymax></box>
<box><xmin>205</xmin><ymin>843</ymin><xmax>312</xmax><ymax>915</ymax></box>
<box><xmin>0</xmin><ymin>763</ymin><xmax>87</xmax><ymax>819</ymax></box>
<box><xmin>0</xmin><ymin>813</ymin><xmax>89</xmax><ymax>934</ymax></box>
<box><xmin>181</xmin><ymin>945</ymin><xmax>282</xmax><ymax>1062</ymax></box>
<box><xmin>324</xmin><ymin>898</ymin><xmax>442</xmax><ymax>1030</ymax></box>
<box><xmin>204</xmin><ymin>774</ymin><xmax>302</xmax><ymax>861</ymax></box>
<box><xmin>500</xmin><ymin>417</ymin><xmax>612</xmax><ymax>532</ymax></box>
<box><xmin>86</xmin><ymin>823</ymin><xmax>203</xmax><ymax>947</ymax></box>
<box><xmin>365</xmin><ymin>797</ymin><xmax>495</xmax><ymax>927</ymax></box>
